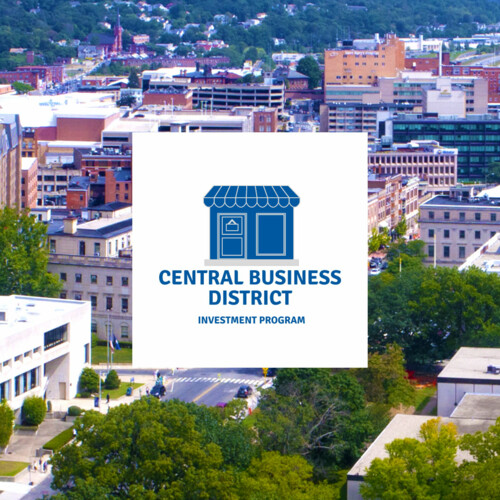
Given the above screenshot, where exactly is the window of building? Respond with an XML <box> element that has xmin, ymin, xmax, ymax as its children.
<box><xmin>475</xmin><ymin>230</ymin><xmax>481</xmax><ymax>239</ymax></box>
<box><xmin>106</xmin><ymin>276</ymin><xmax>113</xmax><ymax>286</ymax></box>
<box><xmin>90</xmin><ymin>295</ymin><xmax>97</xmax><ymax>309</ymax></box>
<box><xmin>459</xmin><ymin>212</ymin><xmax>465</xmax><ymax>221</ymax></box>
<box><xmin>444</xmin><ymin>229</ymin><xmax>450</xmax><ymax>238</ymax></box>
<box><xmin>60</xmin><ymin>291</ymin><xmax>67</xmax><ymax>299</ymax></box>
<box><xmin>60</xmin><ymin>272</ymin><xmax>67</xmax><ymax>281</ymax></box>
<box><xmin>94</xmin><ymin>242</ymin><xmax>101</xmax><ymax>256</ymax></box>
<box><xmin>75</xmin><ymin>293</ymin><xmax>82</xmax><ymax>301</ymax></box>
<box><xmin>428</xmin><ymin>245</ymin><xmax>434</xmax><ymax>257</ymax></box>
<box><xmin>443</xmin><ymin>246</ymin><xmax>450</xmax><ymax>258</ymax></box>
<box><xmin>90</xmin><ymin>274</ymin><xmax>97</xmax><ymax>284</ymax></box>
<box><xmin>475</xmin><ymin>213</ymin><xmax>481</xmax><ymax>221</ymax></box>
<box><xmin>106</xmin><ymin>297</ymin><xmax>113</xmax><ymax>311</ymax></box>
<box><xmin>491</xmin><ymin>231</ymin><xmax>496</xmax><ymax>238</ymax></box>
<box><xmin>79</xmin><ymin>241</ymin><xmax>86</xmax><ymax>256</ymax></box>
<box><xmin>122</xmin><ymin>298</ymin><xmax>128</xmax><ymax>313</ymax></box>
<box><xmin>49</xmin><ymin>240</ymin><xmax>56</xmax><ymax>253</ymax></box>
<box><xmin>121</xmin><ymin>324</ymin><xmax>129</xmax><ymax>338</ymax></box>
<box><xmin>428</xmin><ymin>229</ymin><xmax>434</xmax><ymax>238</ymax></box>
<box><xmin>75</xmin><ymin>273</ymin><xmax>82</xmax><ymax>283</ymax></box>
<box><xmin>444</xmin><ymin>211</ymin><xmax>450</xmax><ymax>220</ymax></box>
<box><xmin>459</xmin><ymin>230</ymin><xmax>465</xmax><ymax>239</ymax></box>
<box><xmin>122</xmin><ymin>276</ymin><xmax>129</xmax><ymax>286</ymax></box>
<box><xmin>91</xmin><ymin>321</ymin><xmax>97</xmax><ymax>334</ymax></box>
<box><xmin>44</xmin><ymin>324</ymin><xmax>68</xmax><ymax>350</ymax></box>
<box><xmin>429</xmin><ymin>211</ymin><xmax>434</xmax><ymax>220</ymax></box>
<box><xmin>491</xmin><ymin>213</ymin><xmax>497</xmax><ymax>222</ymax></box>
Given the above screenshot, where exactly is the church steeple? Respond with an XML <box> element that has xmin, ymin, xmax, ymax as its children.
<box><xmin>113</xmin><ymin>7</ymin><xmax>123</xmax><ymax>54</ymax></box>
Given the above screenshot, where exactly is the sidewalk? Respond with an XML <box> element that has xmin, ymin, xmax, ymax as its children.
<box><xmin>0</xmin><ymin>372</ymin><xmax>156</xmax><ymax>499</ymax></box>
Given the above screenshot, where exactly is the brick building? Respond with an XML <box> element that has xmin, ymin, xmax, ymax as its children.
<box><xmin>21</xmin><ymin>157</ymin><xmax>38</xmax><ymax>209</ymax></box>
<box><xmin>0</xmin><ymin>114</ymin><xmax>22</xmax><ymax>209</ymax></box>
<box><xmin>324</xmin><ymin>34</ymin><xmax>405</xmax><ymax>89</ymax></box>
<box><xmin>55</xmin><ymin>110</ymin><xmax>119</xmax><ymax>142</ymax></box>
<box><xmin>368</xmin><ymin>140</ymin><xmax>458</xmax><ymax>192</ymax></box>
<box><xmin>253</xmin><ymin>107</ymin><xmax>278</xmax><ymax>132</ymax></box>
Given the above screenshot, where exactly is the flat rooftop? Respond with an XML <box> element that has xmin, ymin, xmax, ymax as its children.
<box><xmin>451</xmin><ymin>393</ymin><xmax>500</xmax><ymax>420</ymax></box>
<box><xmin>21</xmin><ymin>157</ymin><xmax>37</xmax><ymax>170</ymax></box>
<box><xmin>422</xmin><ymin>194</ymin><xmax>500</xmax><ymax>208</ymax></box>
<box><xmin>438</xmin><ymin>347</ymin><xmax>500</xmax><ymax>382</ymax></box>
<box><xmin>348</xmin><ymin>413</ymin><xmax>494</xmax><ymax>479</ymax></box>
<box><xmin>0</xmin><ymin>295</ymin><xmax>86</xmax><ymax>334</ymax></box>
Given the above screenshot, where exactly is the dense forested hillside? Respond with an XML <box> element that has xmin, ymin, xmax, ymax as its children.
<box><xmin>2</xmin><ymin>0</ymin><xmax>500</xmax><ymax>69</ymax></box>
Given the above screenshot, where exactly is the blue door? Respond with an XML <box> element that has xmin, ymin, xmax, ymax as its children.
<box><xmin>218</xmin><ymin>214</ymin><xmax>246</xmax><ymax>258</ymax></box>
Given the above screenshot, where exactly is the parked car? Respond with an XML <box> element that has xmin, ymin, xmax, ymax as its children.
<box><xmin>236</xmin><ymin>385</ymin><xmax>253</xmax><ymax>398</ymax></box>
<box><xmin>369</xmin><ymin>267</ymin><xmax>381</xmax><ymax>276</ymax></box>
<box><xmin>150</xmin><ymin>384</ymin><xmax>166</xmax><ymax>398</ymax></box>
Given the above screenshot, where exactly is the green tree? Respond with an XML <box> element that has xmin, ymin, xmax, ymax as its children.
<box><xmin>117</xmin><ymin>94</ymin><xmax>137</xmax><ymax>107</ymax></box>
<box><xmin>354</xmin><ymin>344</ymin><xmax>415</xmax><ymax>407</ymax></box>
<box><xmin>257</xmin><ymin>369</ymin><xmax>373</xmax><ymax>479</ymax></box>
<box><xmin>22</xmin><ymin>396</ymin><xmax>47</xmax><ymax>426</ymax></box>
<box><xmin>296</xmin><ymin>56</ymin><xmax>322</xmax><ymax>89</ymax></box>
<box><xmin>104</xmin><ymin>370</ymin><xmax>120</xmax><ymax>390</ymax></box>
<box><xmin>368</xmin><ymin>227</ymin><xmax>390</xmax><ymax>254</ymax></box>
<box><xmin>237</xmin><ymin>451</ymin><xmax>339</xmax><ymax>500</ymax></box>
<box><xmin>12</xmin><ymin>81</ymin><xmax>34</xmax><ymax>94</ymax></box>
<box><xmin>127</xmin><ymin>67</ymin><xmax>140</xmax><ymax>88</ymax></box>
<box><xmin>393</xmin><ymin>217</ymin><xmax>407</xmax><ymax>239</ymax></box>
<box><xmin>50</xmin><ymin>398</ymin><xmax>238</xmax><ymax>498</ymax></box>
<box><xmin>0</xmin><ymin>400</ymin><xmax>14</xmax><ymax>448</ymax></box>
<box><xmin>77</xmin><ymin>367</ymin><xmax>100</xmax><ymax>395</ymax></box>
<box><xmin>360</xmin><ymin>418</ymin><xmax>459</xmax><ymax>500</ymax></box>
<box><xmin>454</xmin><ymin>417</ymin><xmax>500</xmax><ymax>498</ymax></box>
<box><xmin>0</xmin><ymin>207</ymin><xmax>61</xmax><ymax>297</ymax></box>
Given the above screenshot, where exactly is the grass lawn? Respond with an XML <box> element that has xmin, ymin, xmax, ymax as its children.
<box><xmin>414</xmin><ymin>385</ymin><xmax>437</xmax><ymax>413</ymax></box>
<box><xmin>43</xmin><ymin>428</ymin><xmax>74</xmax><ymax>452</ymax></box>
<box><xmin>91</xmin><ymin>345</ymin><xmax>132</xmax><ymax>364</ymax></box>
<box><xmin>0</xmin><ymin>461</ymin><xmax>29</xmax><ymax>476</ymax></box>
<box><xmin>100</xmin><ymin>382</ymin><xmax>142</xmax><ymax>399</ymax></box>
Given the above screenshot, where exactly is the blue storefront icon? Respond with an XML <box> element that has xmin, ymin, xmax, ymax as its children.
<box><xmin>204</xmin><ymin>186</ymin><xmax>300</xmax><ymax>263</ymax></box>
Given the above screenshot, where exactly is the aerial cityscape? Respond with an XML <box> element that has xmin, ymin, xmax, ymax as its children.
<box><xmin>1</xmin><ymin>0</ymin><xmax>500</xmax><ymax>498</ymax></box>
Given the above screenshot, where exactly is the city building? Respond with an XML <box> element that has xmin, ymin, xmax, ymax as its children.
<box><xmin>347</xmin><ymin>346</ymin><xmax>500</xmax><ymax>499</ymax></box>
<box><xmin>0</xmin><ymin>114</ymin><xmax>22</xmax><ymax>209</ymax></box>
<box><xmin>368</xmin><ymin>140</ymin><xmax>458</xmax><ymax>192</ymax></box>
<box><xmin>253</xmin><ymin>107</ymin><xmax>278</xmax><ymax>132</ymax></box>
<box><xmin>419</xmin><ymin>190</ymin><xmax>500</xmax><ymax>266</ymax></box>
<box><xmin>319</xmin><ymin>102</ymin><xmax>412</xmax><ymax>136</ymax></box>
<box><xmin>47</xmin><ymin>210</ymin><xmax>132</xmax><ymax>342</ymax></box>
<box><xmin>459</xmin><ymin>232</ymin><xmax>500</xmax><ymax>274</ymax></box>
<box><xmin>379</xmin><ymin>74</ymin><xmax>488</xmax><ymax>115</ymax></box>
<box><xmin>324</xmin><ymin>34</ymin><xmax>405</xmax><ymax>89</ymax></box>
<box><xmin>367</xmin><ymin>173</ymin><xmax>421</xmax><ymax>236</ymax></box>
<box><xmin>0</xmin><ymin>295</ymin><xmax>91</xmax><ymax>419</ymax></box>
<box><xmin>21</xmin><ymin>157</ymin><xmax>38</xmax><ymax>209</ymax></box>
<box><xmin>391</xmin><ymin>115</ymin><xmax>500</xmax><ymax>180</ymax></box>
<box><xmin>437</xmin><ymin>347</ymin><xmax>500</xmax><ymax>416</ymax></box>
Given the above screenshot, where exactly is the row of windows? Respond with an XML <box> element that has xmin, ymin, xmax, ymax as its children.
<box><xmin>427</xmin><ymin>210</ymin><xmax>498</xmax><ymax>222</ymax></box>
<box><xmin>92</xmin><ymin>321</ymin><xmax>129</xmax><ymax>339</ymax></box>
<box><xmin>50</xmin><ymin>236</ymin><xmax>131</xmax><ymax>256</ymax></box>
<box><xmin>428</xmin><ymin>228</ymin><xmax>496</xmax><ymax>240</ymax></box>
<box><xmin>428</xmin><ymin>245</ymin><xmax>479</xmax><ymax>259</ymax></box>
<box><xmin>60</xmin><ymin>292</ymin><xmax>129</xmax><ymax>313</ymax></box>
<box><xmin>60</xmin><ymin>273</ymin><xmax>129</xmax><ymax>286</ymax></box>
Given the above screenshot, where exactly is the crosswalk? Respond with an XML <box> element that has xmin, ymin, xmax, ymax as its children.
<box><xmin>172</xmin><ymin>376</ymin><xmax>267</xmax><ymax>387</ymax></box>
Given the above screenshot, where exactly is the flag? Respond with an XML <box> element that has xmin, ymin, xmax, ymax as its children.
<box><xmin>112</xmin><ymin>334</ymin><xmax>121</xmax><ymax>350</ymax></box>
<box><xmin>109</xmin><ymin>339</ymin><xmax>114</xmax><ymax>352</ymax></box>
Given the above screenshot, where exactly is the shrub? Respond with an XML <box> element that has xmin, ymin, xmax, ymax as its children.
<box><xmin>0</xmin><ymin>400</ymin><xmax>14</xmax><ymax>448</ymax></box>
<box><xmin>67</xmin><ymin>406</ymin><xmax>83</xmax><ymax>417</ymax></box>
<box><xmin>22</xmin><ymin>396</ymin><xmax>46</xmax><ymax>426</ymax></box>
<box><xmin>104</xmin><ymin>370</ymin><xmax>120</xmax><ymax>390</ymax></box>
<box><xmin>43</xmin><ymin>428</ymin><xmax>74</xmax><ymax>451</ymax></box>
<box><xmin>78</xmin><ymin>368</ymin><xmax>99</xmax><ymax>394</ymax></box>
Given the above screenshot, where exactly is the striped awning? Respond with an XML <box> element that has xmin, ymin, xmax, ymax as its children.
<box><xmin>204</xmin><ymin>186</ymin><xmax>300</xmax><ymax>208</ymax></box>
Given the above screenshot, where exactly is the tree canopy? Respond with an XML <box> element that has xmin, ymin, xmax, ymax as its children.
<box><xmin>0</xmin><ymin>207</ymin><xmax>61</xmax><ymax>297</ymax></box>
<box><xmin>296</xmin><ymin>56</ymin><xmax>322</xmax><ymax>89</ymax></box>
<box><xmin>368</xmin><ymin>259</ymin><xmax>500</xmax><ymax>365</ymax></box>
<box><xmin>361</xmin><ymin>417</ymin><xmax>500</xmax><ymax>499</ymax></box>
<box><xmin>50</xmin><ymin>397</ymin><xmax>339</xmax><ymax>498</ymax></box>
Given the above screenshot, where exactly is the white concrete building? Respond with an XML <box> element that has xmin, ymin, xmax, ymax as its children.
<box><xmin>0</xmin><ymin>295</ymin><xmax>91</xmax><ymax>419</ymax></box>
<box><xmin>437</xmin><ymin>347</ymin><xmax>500</xmax><ymax>416</ymax></box>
